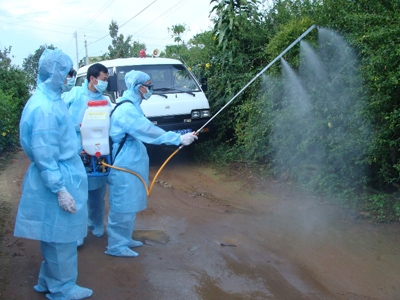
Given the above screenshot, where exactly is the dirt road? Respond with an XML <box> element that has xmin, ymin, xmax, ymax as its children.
<box><xmin>1</xmin><ymin>148</ymin><xmax>400</xmax><ymax>300</ymax></box>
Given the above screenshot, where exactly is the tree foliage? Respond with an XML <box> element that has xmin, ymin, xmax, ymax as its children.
<box><xmin>312</xmin><ymin>0</ymin><xmax>400</xmax><ymax>207</ymax></box>
<box><xmin>210</xmin><ymin>0</ymin><xmax>261</xmax><ymax>50</ymax></box>
<box><xmin>101</xmin><ymin>21</ymin><xmax>146</xmax><ymax>59</ymax></box>
<box><xmin>164</xmin><ymin>24</ymin><xmax>190</xmax><ymax>63</ymax></box>
<box><xmin>186</xmin><ymin>31</ymin><xmax>216</xmax><ymax>78</ymax></box>
<box><xmin>168</xmin><ymin>24</ymin><xmax>188</xmax><ymax>45</ymax></box>
<box><xmin>186</xmin><ymin>0</ymin><xmax>400</xmax><ymax>220</ymax></box>
<box><xmin>0</xmin><ymin>47</ymin><xmax>30</xmax><ymax>152</ymax></box>
<box><xmin>205</xmin><ymin>0</ymin><xmax>269</xmax><ymax>143</ymax></box>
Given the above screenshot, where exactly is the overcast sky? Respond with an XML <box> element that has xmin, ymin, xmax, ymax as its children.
<box><xmin>0</xmin><ymin>0</ymin><xmax>214</xmax><ymax>69</ymax></box>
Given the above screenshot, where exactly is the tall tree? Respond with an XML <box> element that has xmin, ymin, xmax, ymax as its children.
<box><xmin>205</xmin><ymin>0</ymin><xmax>266</xmax><ymax>142</ymax></box>
<box><xmin>0</xmin><ymin>46</ymin><xmax>12</xmax><ymax>67</ymax></box>
<box><xmin>210</xmin><ymin>0</ymin><xmax>261</xmax><ymax>50</ymax></box>
<box><xmin>187</xmin><ymin>30</ymin><xmax>215</xmax><ymax>65</ymax></box>
<box><xmin>165</xmin><ymin>24</ymin><xmax>190</xmax><ymax>62</ymax></box>
<box><xmin>168</xmin><ymin>24</ymin><xmax>188</xmax><ymax>45</ymax></box>
<box><xmin>104</xmin><ymin>21</ymin><xmax>146</xmax><ymax>59</ymax></box>
<box><xmin>131</xmin><ymin>41</ymin><xmax>147</xmax><ymax>58</ymax></box>
<box><xmin>184</xmin><ymin>30</ymin><xmax>216</xmax><ymax>81</ymax></box>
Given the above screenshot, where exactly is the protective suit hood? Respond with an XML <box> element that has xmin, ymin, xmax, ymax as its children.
<box><xmin>37</xmin><ymin>49</ymin><xmax>73</xmax><ymax>100</ymax></box>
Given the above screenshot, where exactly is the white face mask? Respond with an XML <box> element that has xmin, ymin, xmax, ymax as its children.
<box><xmin>95</xmin><ymin>79</ymin><xmax>108</xmax><ymax>93</ymax></box>
<box><xmin>140</xmin><ymin>84</ymin><xmax>153</xmax><ymax>100</ymax></box>
<box><xmin>62</xmin><ymin>77</ymin><xmax>75</xmax><ymax>92</ymax></box>
<box><xmin>143</xmin><ymin>87</ymin><xmax>153</xmax><ymax>100</ymax></box>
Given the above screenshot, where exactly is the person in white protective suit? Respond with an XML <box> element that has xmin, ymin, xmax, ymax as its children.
<box><xmin>63</xmin><ymin>63</ymin><xmax>110</xmax><ymax>246</ymax></box>
<box><xmin>106</xmin><ymin>70</ymin><xmax>198</xmax><ymax>257</ymax></box>
<box><xmin>14</xmin><ymin>49</ymin><xmax>93</xmax><ymax>299</ymax></box>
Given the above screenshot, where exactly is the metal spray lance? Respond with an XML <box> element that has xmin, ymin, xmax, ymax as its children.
<box><xmin>195</xmin><ymin>24</ymin><xmax>318</xmax><ymax>136</ymax></box>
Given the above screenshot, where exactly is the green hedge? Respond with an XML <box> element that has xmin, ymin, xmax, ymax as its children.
<box><xmin>197</xmin><ymin>0</ymin><xmax>400</xmax><ymax>221</ymax></box>
<box><xmin>0</xmin><ymin>47</ymin><xmax>30</xmax><ymax>154</ymax></box>
<box><xmin>0</xmin><ymin>90</ymin><xmax>21</xmax><ymax>152</ymax></box>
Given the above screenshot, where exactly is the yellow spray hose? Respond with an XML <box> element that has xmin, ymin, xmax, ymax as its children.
<box><xmin>101</xmin><ymin>146</ymin><xmax>182</xmax><ymax>197</ymax></box>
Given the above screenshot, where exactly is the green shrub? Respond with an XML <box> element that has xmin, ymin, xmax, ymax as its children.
<box><xmin>204</xmin><ymin>1</ymin><xmax>400</xmax><ymax>221</ymax></box>
<box><xmin>0</xmin><ymin>90</ymin><xmax>21</xmax><ymax>152</ymax></box>
<box><xmin>0</xmin><ymin>47</ymin><xmax>30</xmax><ymax>155</ymax></box>
<box><xmin>361</xmin><ymin>193</ymin><xmax>400</xmax><ymax>222</ymax></box>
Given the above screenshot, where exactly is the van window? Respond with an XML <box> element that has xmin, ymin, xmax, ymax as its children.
<box><xmin>116</xmin><ymin>64</ymin><xmax>201</xmax><ymax>96</ymax></box>
<box><xmin>75</xmin><ymin>76</ymin><xmax>85</xmax><ymax>87</ymax></box>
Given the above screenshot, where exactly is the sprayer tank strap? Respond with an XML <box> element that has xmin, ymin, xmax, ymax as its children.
<box><xmin>110</xmin><ymin>100</ymin><xmax>133</xmax><ymax>162</ymax></box>
<box><xmin>110</xmin><ymin>100</ymin><xmax>133</xmax><ymax>117</ymax></box>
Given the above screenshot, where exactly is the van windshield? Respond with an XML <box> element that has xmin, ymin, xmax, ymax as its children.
<box><xmin>115</xmin><ymin>64</ymin><xmax>201</xmax><ymax>97</ymax></box>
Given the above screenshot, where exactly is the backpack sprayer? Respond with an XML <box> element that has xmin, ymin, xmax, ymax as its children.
<box><xmin>80</xmin><ymin>100</ymin><xmax>112</xmax><ymax>176</ymax></box>
<box><xmin>82</xmin><ymin>24</ymin><xmax>317</xmax><ymax>193</ymax></box>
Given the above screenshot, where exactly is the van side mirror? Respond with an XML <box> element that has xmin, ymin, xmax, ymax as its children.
<box><xmin>200</xmin><ymin>77</ymin><xmax>207</xmax><ymax>92</ymax></box>
<box><xmin>107</xmin><ymin>75</ymin><xmax>118</xmax><ymax>92</ymax></box>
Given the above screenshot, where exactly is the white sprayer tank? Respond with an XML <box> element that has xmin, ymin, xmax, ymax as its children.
<box><xmin>80</xmin><ymin>100</ymin><xmax>112</xmax><ymax>157</ymax></box>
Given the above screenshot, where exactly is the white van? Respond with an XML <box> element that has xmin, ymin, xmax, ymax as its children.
<box><xmin>75</xmin><ymin>57</ymin><xmax>212</xmax><ymax>135</ymax></box>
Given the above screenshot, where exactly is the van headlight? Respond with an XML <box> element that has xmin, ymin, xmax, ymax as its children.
<box><xmin>191</xmin><ymin>110</ymin><xmax>200</xmax><ymax>119</ymax></box>
<box><xmin>191</xmin><ymin>109</ymin><xmax>210</xmax><ymax>119</ymax></box>
<box><xmin>201</xmin><ymin>110</ymin><xmax>210</xmax><ymax>118</ymax></box>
